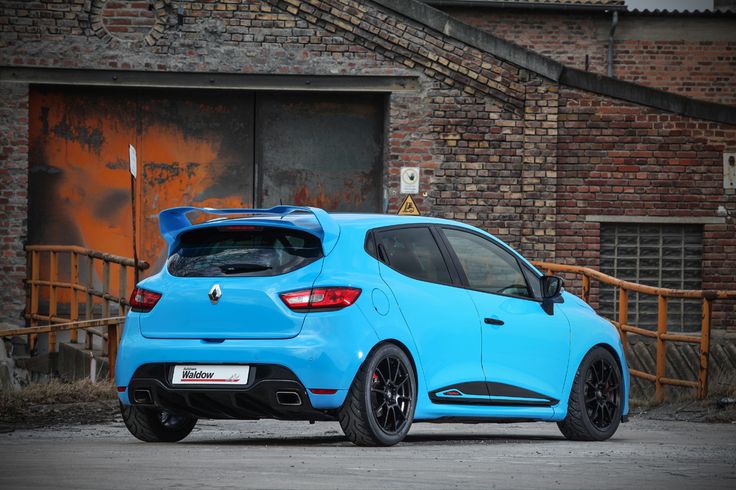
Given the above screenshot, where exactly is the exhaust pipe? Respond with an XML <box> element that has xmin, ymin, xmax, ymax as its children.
<box><xmin>276</xmin><ymin>391</ymin><xmax>302</xmax><ymax>406</ymax></box>
<box><xmin>133</xmin><ymin>389</ymin><xmax>153</xmax><ymax>405</ymax></box>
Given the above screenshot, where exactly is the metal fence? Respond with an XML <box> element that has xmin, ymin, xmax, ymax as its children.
<box><xmin>532</xmin><ymin>261</ymin><xmax>736</xmax><ymax>403</ymax></box>
<box><xmin>2</xmin><ymin>244</ymin><xmax>734</xmax><ymax>398</ymax></box>
<box><xmin>4</xmin><ymin>245</ymin><xmax>150</xmax><ymax>380</ymax></box>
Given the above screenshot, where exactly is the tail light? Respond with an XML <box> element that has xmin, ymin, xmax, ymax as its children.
<box><xmin>280</xmin><ymin>287</ymin><xmax>361</xmax><ymax>311</ymax></box>
<box><xmin>129</xmin><ymin>287</ymin><xmax>162</xmax><ymax>312</ymax></box>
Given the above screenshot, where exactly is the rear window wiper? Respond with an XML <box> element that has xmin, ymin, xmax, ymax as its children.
<box><xmin>219</xmin><ymin>263</ymin><xmax>272</xmax><ymax>274</ymax></box>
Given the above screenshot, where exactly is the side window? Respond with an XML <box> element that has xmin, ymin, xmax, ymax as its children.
<box><xmin>443</xmin><ymin>228</ymin><xmax>532</xmax><ymax>298</ymax></box>
<box><xmin>375</xmin><ymin>227</ymin><xmax>452</xmax><ymax>284</ymax></box>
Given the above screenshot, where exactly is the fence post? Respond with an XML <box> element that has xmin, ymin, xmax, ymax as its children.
<box><xmin>618</xmin><ymin>287</ymin><xmax>629</xmax><ymax>353</ymax></box>
<box><xmin>102</xmin><ymin>261</ymin><xmax>110</xmax><ymax>355</ymax></box>
<box><xmin>107</xmin><ymin>321</ymin><xmax>118</xmax><ymax>382</ymax></box>
<box><xmin>119</xmin><ymin>264</ymin><xmax>128</xmax><ymax>316</ymax></box>
<box><xmin>656</xmin><ymin>295</ymin><xmax>667</xmax><ymax>404</ymax></box>
<box><xmin>697</xmin><ymin>297</ymin><xmax>713</xmax><ymax>400</ymax></box>
<box><xmin>70</xmin><ymin>252</ymin><xmax>79</xmax><ymax>343</ymax></box>
<box><xmin>581</xmin><ymin>275</ymin><xmax>590</xmax><ymax>304</ymax></box>
<box><xmin>29</xmin><ymin>250</ymin><xmax>40</xmax><ymax>352</ymax></box>
<box><xmin>85</xmin><ymin>255</ymin><xmax>94</xmax><ymax>350</ymax></box>
<box><xmin>48</xmin><ymin>251</ymin><xmax>58</xmax><ymax>353</ymax></box>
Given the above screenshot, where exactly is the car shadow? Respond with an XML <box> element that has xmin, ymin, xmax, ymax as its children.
<box><xmin>182</xmin><ymin>432</ymin><xmax>567</xmax><ymax>447</ymax></box>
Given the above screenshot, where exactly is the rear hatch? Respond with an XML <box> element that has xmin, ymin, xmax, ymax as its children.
<box><xmin>139</xmin><ymin>223</ymin><xmax>323</xmax><ymax>339</ymax></box>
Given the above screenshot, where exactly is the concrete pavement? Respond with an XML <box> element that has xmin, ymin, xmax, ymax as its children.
<box><xmin>1</xmin><ymin>417</ymin><xmax>735</xmax><ymax>489</ymax></box>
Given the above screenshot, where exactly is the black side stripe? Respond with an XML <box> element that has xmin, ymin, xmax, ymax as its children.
<box><xmin>429</xmin><ymin>381</ymin><xmax>559</xmax><ymax>407</ymax></box>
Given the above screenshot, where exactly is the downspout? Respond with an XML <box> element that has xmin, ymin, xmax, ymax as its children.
<box><xmin>607</xmin><ymin>10</ymin><xmax>619</xmax><ymax>78</ymax></box>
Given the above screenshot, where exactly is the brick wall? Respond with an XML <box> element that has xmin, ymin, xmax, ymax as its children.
<box><xmin>556</xmin><ymin>87</ymin><xmax>736</xmax><ymax>328</ymax></box>
<box><xmin>0</xmin><ymin>83</ymin><xmax>29</xmax><ymax>327</ymax></box>
<box><xmin>0</xmin><ymin>0</ymin><xmax>734</xmax><ymax>330</ymax></box>
<box><xmin>0</xmin><ymin>0</ymin><xmax>539</xmax><ymax>323</ymax></box>
<box><xmin>442</xmin><ymin>8</ymin><xmax>736</xmax><ymax>106</ymax></box>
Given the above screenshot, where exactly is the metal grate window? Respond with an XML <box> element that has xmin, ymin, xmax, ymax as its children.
<box><xmin>599</xmin><ymin>223</ymin><xmax>703</xmax><ymax>333</ymax></box>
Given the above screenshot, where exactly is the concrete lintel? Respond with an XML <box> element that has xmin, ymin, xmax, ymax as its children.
<box><xmin>0</xmin><ymin>67</ymin><xmax>420</xmax><ymax>93</ymax></box>
<box><xmin>585</xmin><ymin>215</ymin><xmax>726</xmax><ymax>224</ymax></box>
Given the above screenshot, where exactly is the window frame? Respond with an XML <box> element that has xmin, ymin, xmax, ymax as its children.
<box><xmin>366</xmin><ymin>224</ymin><xmax>463</xmax><ymax>287</ymax></box>
<box><xmin>365</xmin><ymin>223</ymin><xmax>543</xmax><ymax>302</ymax></box>
<box><xmin>599</xmin><ymin>222</ymin><xmax>703</xmax><ymax>332</ymax></box>
<box><xmin>436</xmin><ymin>225</ymin><xmax>543</xmax><ymax>303</ymax></box>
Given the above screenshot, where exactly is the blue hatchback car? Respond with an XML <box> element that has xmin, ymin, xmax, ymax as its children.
<box><xmin>116</xmin><ymin>206</ymin><xmax>629</xmax><ymax>446</ymax></box>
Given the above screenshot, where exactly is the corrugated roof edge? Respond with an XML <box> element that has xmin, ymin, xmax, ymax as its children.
<box><xmin>375</xmin><ymin>0</ymin><xmax>736</xmax><ymax>125</ymax></box>
<box><xmin>424</xmin><ymin>1</ymin><xmax>627</xmax><ymax>12</ymax></box>
<box><xmin>627</xmin><ymin>8</ymin><xmax>736</xmax><ymax>16</ymax></box>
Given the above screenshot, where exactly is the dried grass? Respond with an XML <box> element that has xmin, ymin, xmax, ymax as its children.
<box><xmin>0</xmin><ymin>380</ymin><xmax>116</xmax><ymax>420</ymax></box>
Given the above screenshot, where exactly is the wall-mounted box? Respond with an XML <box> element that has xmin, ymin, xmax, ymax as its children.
<box><xmin>725</xmin><ymin>153</ymin><xmax>736</xmax><ymax>189</ymax></box>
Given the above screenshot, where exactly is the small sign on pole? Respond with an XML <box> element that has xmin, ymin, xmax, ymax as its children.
<box><xmin>129</xmin><ymin>144</ymin><xmax>140</xmax><ymax>285</ymax></box>
<box><xmin>128</xmin><ymin>144</ymin><xmax>137</xmax><ymax>178</ymax></box>
<box><xmin>397</xmin><ymin>195</ymin><xmax>420</xmax><ymax>216</ymax></box>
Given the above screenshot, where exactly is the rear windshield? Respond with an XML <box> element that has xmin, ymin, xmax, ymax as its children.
<box><xmin>167</xmin><ymin>225</ymin><xmax>323</xmax><ymax>277</ymax></box>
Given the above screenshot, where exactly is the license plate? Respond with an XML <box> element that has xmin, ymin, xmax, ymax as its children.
<box><xmin>172</xmin><ymin>365</ymin><xmax>250</xmax><ymax>386</ymax></box>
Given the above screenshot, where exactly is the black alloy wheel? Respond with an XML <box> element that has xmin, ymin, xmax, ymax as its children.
<box><xmin>584</xmin><ymin>358</ymin><xmax>620</xmax><ymax>430</ymax></box>
<box><xmin>558</xmin><ymin>347</ymin><xmax>624</xmax><ymax>441</ymax></box>
<box><xmin>121</xmin><ymin>403</ymin><xmax>197</xmax><ymax>443</ymax></box>
<box><xmin>339</xmin><ymin>343</ymin><xmax>417</xmax><ymax>446</ymax></box>
<box><xmin>370</xmin><ymin>355</ymin><xmax>413</xmax><ymax>434</ymax></box>
<box><xmin>159</xmin><ymin>411</ymin><xmax>193</xmax><ymax>430</ymax></box>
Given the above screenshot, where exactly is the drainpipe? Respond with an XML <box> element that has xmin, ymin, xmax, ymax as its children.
<box><xmin>608</xmin><ymin>10</ymin><xmax>619</xmax><ymax>78</ymax></box>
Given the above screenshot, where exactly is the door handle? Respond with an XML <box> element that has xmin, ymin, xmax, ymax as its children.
<box><xmin>484</xmin><ymin>317</ymin><xmax>505</xmax><ymax>326</ymax></box>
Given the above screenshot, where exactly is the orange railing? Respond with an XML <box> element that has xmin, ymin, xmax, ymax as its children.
<box><xmin>0</xmin><ymin>245</ymin><xmax>149</xmax><ymax>380</ymax></box>
<box><xmin>3</xmin><ymin>245</ymin><xmax>733</xmax><ymax>396</ymax></box>
<box><xmin>532</xmin><ymin>261</ymin><xmax>736</xmax><ymax>403</ymax></box>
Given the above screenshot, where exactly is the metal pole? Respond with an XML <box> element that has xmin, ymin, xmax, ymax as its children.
<box><xmin>656</xmin><ymin>295</ymin><xmax>667</xmax><ymax>404</ymax></box>
<box><xmin>698</xmin><ymin>297</ymin><xmax>712</xmax><ymax>399</ymax></box>
<box><xmin>608</xmin><ymin>11</ymin><xmax>619</xmax><ymax>78</ymax></box>
<box><xmin>618</xmin><ymin>287</ymin><xmax>629</xmax><ymax>353</ymax></box>
<box><xmin>130</xmin><ymin>173</ymin><xmax>139</xmax><ymax>286</ymax></box>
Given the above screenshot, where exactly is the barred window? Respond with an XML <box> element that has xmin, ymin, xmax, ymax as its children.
<box><xmin>599</xmin><ymin>224</ymin><xmax>703</xmax><ymax>333</ymax></box>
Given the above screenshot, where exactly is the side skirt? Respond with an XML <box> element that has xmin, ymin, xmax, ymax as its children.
<box><xmin>429</xmin><ymin>381</ymin><xmax>559</xmax><ymax>407</ymax></box>
<box><xmin>415</xmin><ymin>417</ymin><xmax>542</xmax><ymax>424</ymax></box>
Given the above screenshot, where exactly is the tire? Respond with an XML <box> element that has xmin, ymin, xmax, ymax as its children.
<box><xmin>558</xmin><ymin>346</ymin><xmax>623</xmax><ymax>441</ymax></box>
<box><xmin>339</xmin><ymin>343</ymin><xmax>417</xmax><ymax>447</ymax></box>
<box><xmin>120</xmin><ymin>402</ymin><xmax>197</xmax><ymax>443</ymax></box>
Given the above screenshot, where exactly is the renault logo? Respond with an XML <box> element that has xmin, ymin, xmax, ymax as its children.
<box><xmin>208</xmin><ymin>284</ymin><xmax>222</xmax><ymax>304</ymax></box>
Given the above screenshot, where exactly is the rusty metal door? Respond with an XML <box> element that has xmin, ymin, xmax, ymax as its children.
<box><xmin>255</xmin><ymin>92</ymin><xmax>384</xmax><ymax>211</ymax></box>
<box><xmin>29</xmin><ymin>86</ymin><xmax>385</xmax><ymax>274</ymax></box>
<box><xmin>29</xmin><ymin>85</ymin><xmax>255</xmax><ymax>270</ymax></box>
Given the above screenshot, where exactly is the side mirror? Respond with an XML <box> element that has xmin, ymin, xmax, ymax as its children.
<box><xmin>541</xmin><ymin>275</ymin><xmax>564</xmax><ymax>299</ymax></box>
<box><xmin>540</xmin><ymin>276</ymin><xmax>564</xmax><ymax>315</ymax></box>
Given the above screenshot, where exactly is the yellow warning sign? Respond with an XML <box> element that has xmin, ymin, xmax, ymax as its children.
<box><xmin>397</xmin><ymin>195</ymin><xmax>420</xmax><ymax>216</ymax></box>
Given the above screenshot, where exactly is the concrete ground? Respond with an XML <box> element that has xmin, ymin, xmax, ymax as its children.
<box><xmin>1</xmin><ymin>417</ymin><xmax>735</xmax><ymax>489</ymax></box>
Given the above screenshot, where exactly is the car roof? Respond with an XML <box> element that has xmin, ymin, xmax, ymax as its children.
<box><xmin>162</xmin><ymin>208</ymin><xmax>541</xmax><ymax>274</ymax></box>
<box><xmin>327</xmin><ymin>213</ymin><xmax>472</xmax><ymax>230</ymax></box>
<box><xmin>208</xmin><ymin>212</ymin><xmax>475</xmax><ymax>233</ymax></box>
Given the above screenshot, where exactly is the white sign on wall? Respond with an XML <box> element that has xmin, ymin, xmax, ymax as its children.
<box><xmin>400</xmin><ymin>167</ymin><xmax>419</xmax><ymax>194</ymax></box>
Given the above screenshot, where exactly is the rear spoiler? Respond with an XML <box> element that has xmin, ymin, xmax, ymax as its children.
<box><xmin>158</xmin><ymin>206</ymin><xmax>340</xmax><ymax>255</ymax></box>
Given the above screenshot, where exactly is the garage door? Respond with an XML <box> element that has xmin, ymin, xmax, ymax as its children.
<box><xmin>256</xmin><ymin>92</ymin><xmax>384</xmax><ymax>211</ymax></box>
<box><xmin>29</xmin><ymin>86</ymin><xmax>385</xmax><ymax>269</ymax></box>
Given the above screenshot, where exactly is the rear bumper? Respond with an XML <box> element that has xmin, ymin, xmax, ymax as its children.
<box><xmin>126</xmin><ymin>363</ymin><xmax>337</xmax><ymax>421</ymax></box>
<box><xmin>116</xmin><ymin>309</ymin><xmax>379</xmax><ymax>411</ymax></box>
